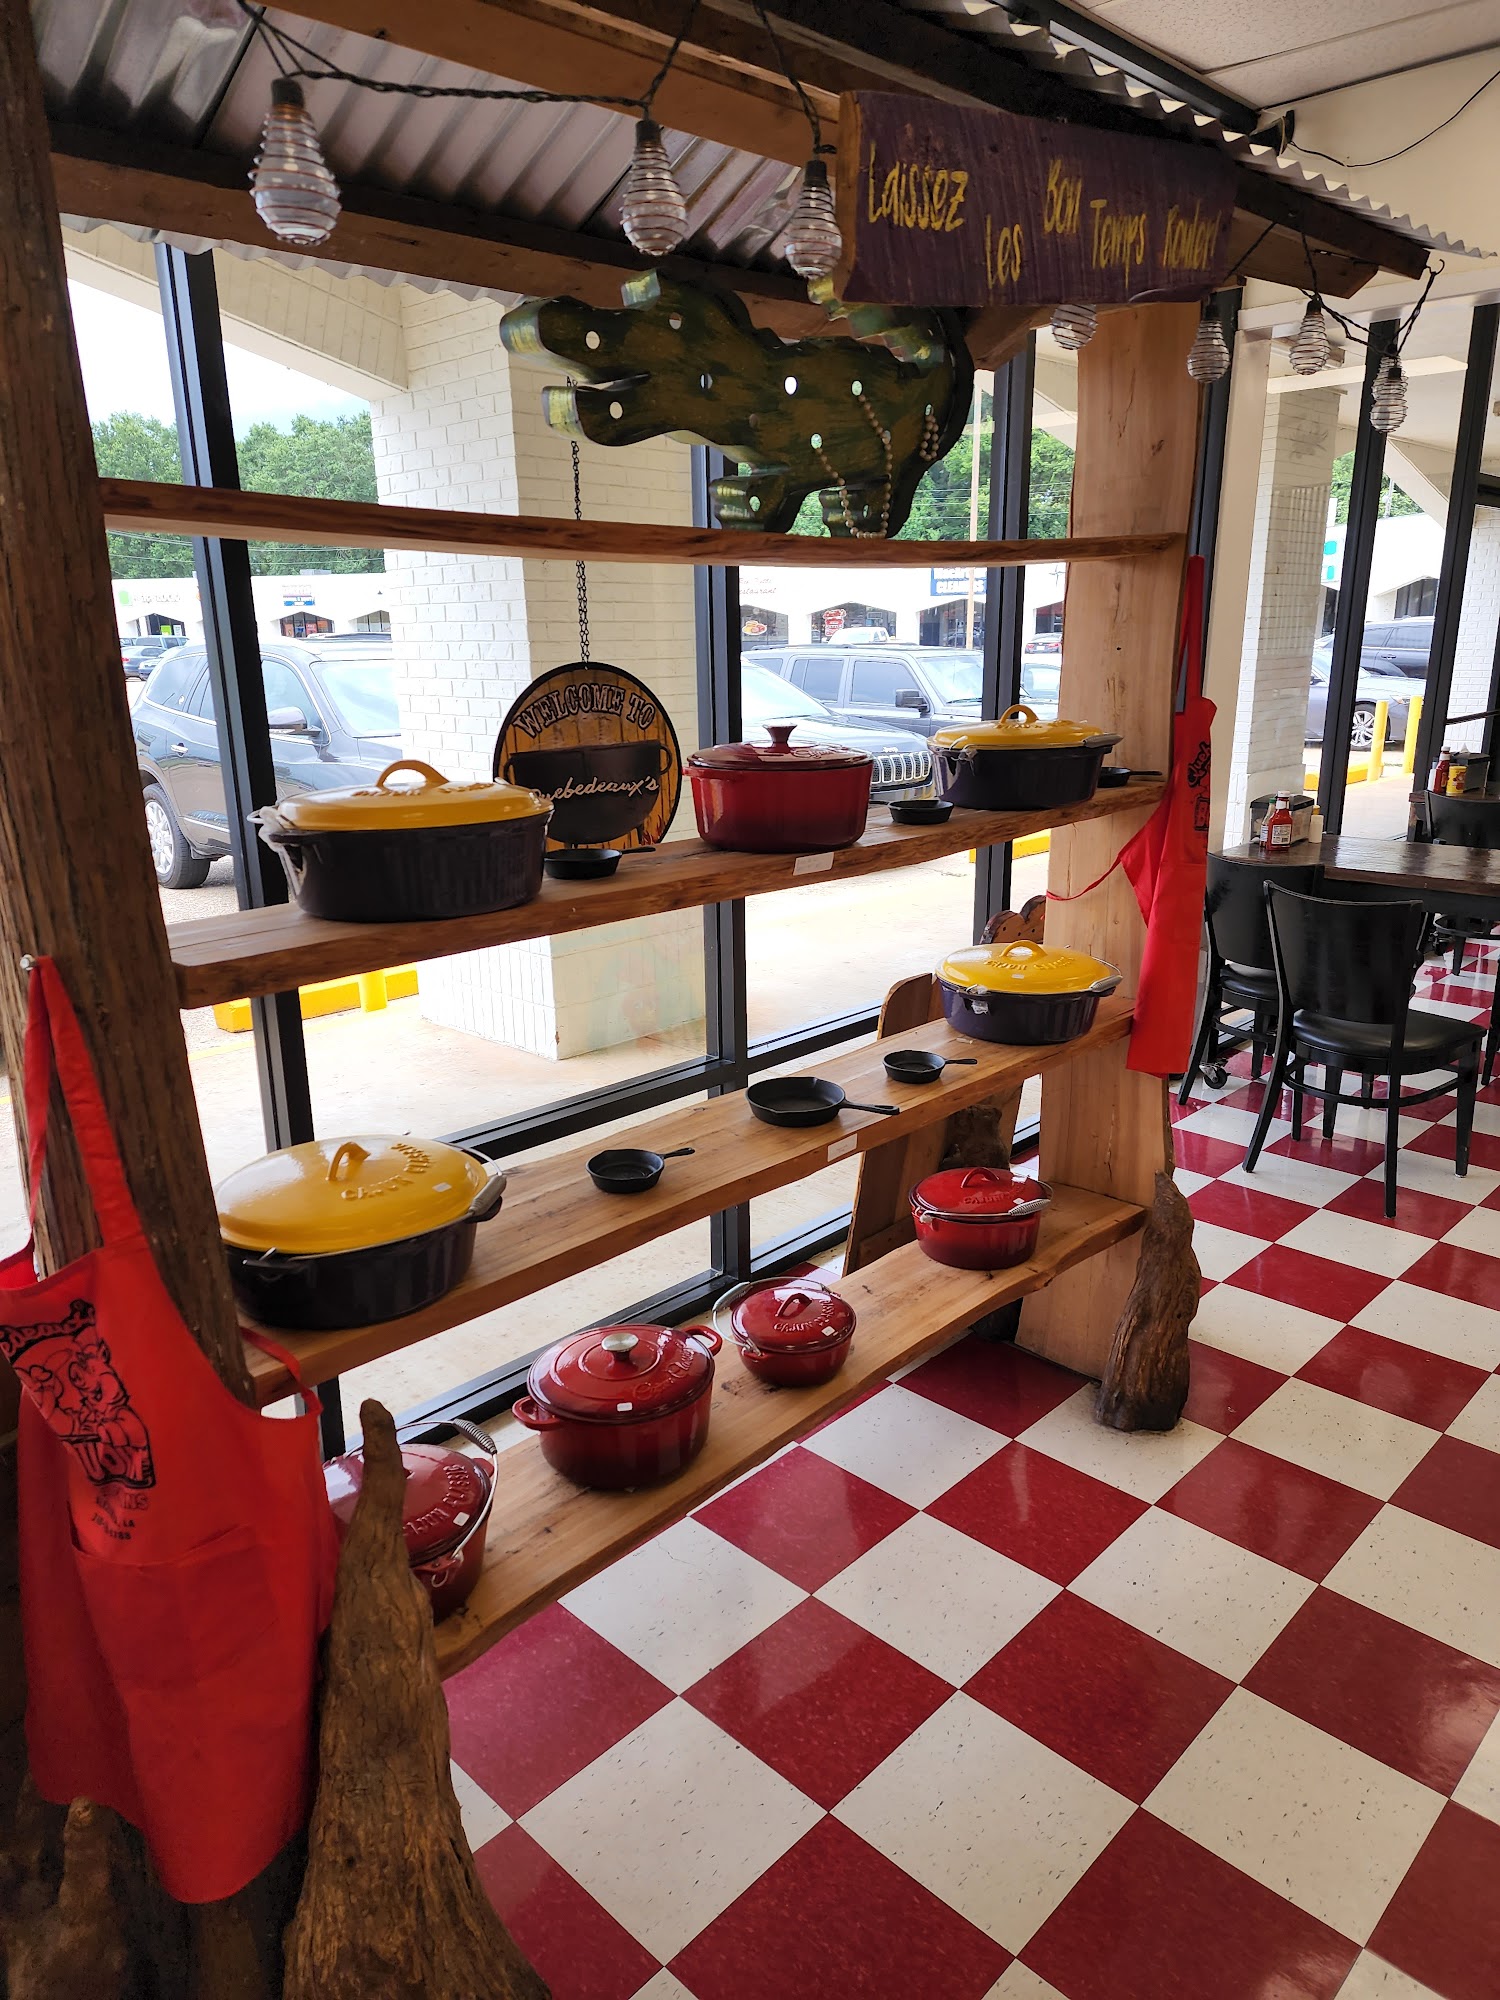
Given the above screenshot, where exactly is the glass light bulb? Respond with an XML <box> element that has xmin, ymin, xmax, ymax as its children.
<box><xmin>1371</xmin><ymin>353</ymin><xmax>1408</xmax><ymax>434</ymax></box>
<box><xmin>1187</xmin><ymin>308</ymin><xmax>1230</xmax><ymax>383</ymax></box>
<box><xmin>1051</xmin><ymin>302</ymin><xmax>1097</xmax><ymax>351</ymax></box>
<box><xmin>621</xmin><ymin>118</ymin><xmax>688</xmax><ymax>259</ymax></box>
<box><xmin>1290</xmin><ymin>299</ymin><xmax>1331</xmax><ymax>375</ymax></box>
<box><xmin>785</xmin><ymin>158</ymin><xmax>843</xmax><ymax>281</ymax></box>
<box><xmin>250</xmin><ymin>78</ymin><xmax>340</xmax><ymax>247</ymax></box>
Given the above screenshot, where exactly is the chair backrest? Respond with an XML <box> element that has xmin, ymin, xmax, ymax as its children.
<box><xmin>1206</xmin><ymin>853</ymin><xmax>1318</xmax><ymax>970</ymax></box>
<box><xmin>1265</xmin><ymin>885</ymin><xmax>1426</xmax><ymax>1029</ymax></box>
<box><xmin>1426</xmin><ymin>792</ymin><xmax>1500</xmax><ymax>850</ymax></box>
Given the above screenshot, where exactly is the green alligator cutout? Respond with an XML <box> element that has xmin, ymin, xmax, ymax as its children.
<box><xmin>499</xmin><ymin>272</ymin><xmax>973</xmax><ymax>536</ymax></box>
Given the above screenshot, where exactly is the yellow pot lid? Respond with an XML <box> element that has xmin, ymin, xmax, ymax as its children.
<box><xmin>938</xmin><ymin>940</ymin><xmax>1121</xmax><ymax>994</ymax></box>
<box><xmin>933</xmin><ymin>704</ymin><xmax>1112</xmax><ymax>751</ymax></box>
<box><xmin>275</xmin><ymin>759</ymin><xmax>551</xmax><ymax>832</ymax></box>
<box><xmin>218</xmin><ymin>1135</ymin><xmax>490</xmax><ymax>1255</ymax></box>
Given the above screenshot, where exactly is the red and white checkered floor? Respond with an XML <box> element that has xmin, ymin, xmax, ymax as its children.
<box><xmin>445</xmin><ymin>945</ymin><xmax>1500</xmax><ymax>2000</ymax></box>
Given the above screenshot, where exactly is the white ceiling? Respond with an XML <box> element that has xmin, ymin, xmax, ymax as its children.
<box><xmin>1082</xmin><ymin>0</ymin><xmax>1500</xmax><ymax>105</ymax></box>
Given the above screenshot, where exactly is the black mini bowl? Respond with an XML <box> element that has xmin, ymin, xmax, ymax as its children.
<box><xmin>889</xmin><ymin>799</ymin><xmax>954</xmax><ymax>826</ymax></box>
<box><xmin>546</xmin><ymin>847</ymin><xmax>622</xmax><ymax>880</ymax></box>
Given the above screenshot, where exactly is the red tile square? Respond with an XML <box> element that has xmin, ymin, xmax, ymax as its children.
<box><xmin>966</xmin><ymin>1593</ymin><xmax>1232</xmax><ymax>1801</ymax></box>
<box><xmin>1245</xmin><ymin>1587</ymin><xmax>1500</xmax><ymax>1793</ymax></box>
<box><xmin>1226</xmin><ymin>1244</ymin><xmax>1389</xmax><ymax>1323</ymax></box>
<box><xmin>900</xmin><ymin>1333</ymin><xmax>1085</xmax><ymax>1436</ymax></box>
<box><xmin>1184</xmin><ymin>1340</ymin><xmax>1285</xmax><ymax>1434</ymax></box>
<box><xmin>1199</xmin><ymin>1274</ymin><xmax>1218</xmax><ymax>1298</ymax></box>
<box><xmin>1409</xmin><ymin>1123</ymin><xmax>1500</xmax><ymax>1173</ymax></box>
<box><xmin>1158</xmin><ymin>1438</ymin><xmax>1380</xmax><ymax>1581</ymax></box>
<box><xmin>1267</xmin><ymin>1130</ymin><xmax>1389</xmax><ymax>1175</ymax></box>
<box><xmin>1024</xmin><ymin>1811</ymin><xmax>1358</xmax><ymax>2000</ymax></box>
<box><xmin>1369</xmin><ymin>1804</ymin><xmax>1500</xmax><ymax>2000</ymax></box>
<box><xmin>927</xmin><ymin>1441</ymin><xmax>1145</xmax><ymax>1584</ymax></box>
<box><xmin>1296</xmin><ymin>1325</ymin><xmax>1488</xmax><ymax>1431</ymax></box>
<box><xmin>1393</xmin><ymin>1435</ymin><xmax>1500</xmax><ymax>1552</ymax></box>
<box><xmin>670</xmin><ymin>1817</ymin><xmax>1009</xmax><ymax>1999</ymax></box>
<box><xmin>1403</xmin><ymin>1240</ymin><xmax>1500</xmax><ymax>1313</ymax></box>
<box><xmin>475</xmin><ymin>1824</ymin><xmax>658</xmax><ymax>2000</ymax></box>
<box><xmin>694</xmin><ymin>1445</ymin><xmax>913</xmax><ymax>1592</ymax></box>
<box><xmin>684</xmin><ymin>1598</ymin><xmax>950</xmax><ymax>1809</ymax></box>
<box><xmin>446</xmin><ymin>1605</ymin><xmax>671</xmax><ymax>1817</ymax></box>
<box><xmin>1325</xmin><ymin>1176</ymin><xmax>1472</xmax><ymax>1237</ymax></box>
<box><xmin>1173</xmin><ymin>1129</ymin><xmax>1246</xmax><ymax>1176</ymax></box>
<box><xmin>1188</xmin><ymin>1180</ymin><xmax>1314</xmax><ymax>1240</ymax></box>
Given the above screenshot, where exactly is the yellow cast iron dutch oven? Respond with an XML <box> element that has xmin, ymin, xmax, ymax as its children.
<box><xmin>932</xmin><ymin>704</ymin><xmax>1121</xmax><ymax>812</ymax></box>
<box><xmin>936</xmin><ymin>938</ymin><xmax>1122</xmax><ymax>1045</ymax></box>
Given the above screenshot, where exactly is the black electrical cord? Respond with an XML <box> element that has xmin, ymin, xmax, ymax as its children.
<box><xmin>751</xmin><ymin>0</ymin><xmax>830</xmax><ymax>154</ymax></box>
<box><xmin>1291</xmin><ymin>64</ymin><xmax>1500</xmax><ymax>171</ymax></box>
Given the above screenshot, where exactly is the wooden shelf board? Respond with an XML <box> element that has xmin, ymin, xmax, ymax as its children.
<box><xmin>170</xmin><ymin>783</ymin><xmax>1163</xmax><ymax>1010</ymax></box>
<box><xmin>432</xmin><ymin>1184</ymin><xmax>1143</xmax><ymax>1678</ymax></box>
<box><xmin>99</xmin><ymin>477</ymin><xmax>1180</xmax><ymax>572</ymax></box>
<box><xmin>245</xmin><ymin>998</ymin><xmax>1134</xmax><ymax>1404</ymax></box>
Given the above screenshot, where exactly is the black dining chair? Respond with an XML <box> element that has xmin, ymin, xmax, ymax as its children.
<box><xmin>1243</xmin><ymin>886</ymin><xmax>1481</xmax><ymax>1218</ymax></box>
<box><xmin>1178</xmin><ymin>854</ymin><xmax>1319</xmax><ymax>1105</ymax></box>
<box><xmin>1427</xmin><ymin>792</ymin><xmax>1500</xmax><ymax>1083</ymax></box>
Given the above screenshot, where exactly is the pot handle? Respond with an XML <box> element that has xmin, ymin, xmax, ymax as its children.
<box><xmin>465</xmin><ymin>1168</ymin><xmax>508</xmax><ymax>1224</ymax></box>
<box><xmin>958</xmin><ymin>1169</ymin><xmax>1007</xmax><ymax>1189</ymax></box>
<box><xmin>996</xmin><ymin>704</ymin><xmax>1039</xmax><ymax>727</ymax></box>
<box><xmin>250</xmin><ymin>806</ymin><xmax>307</xmax><ymax>888</ymax></box>
<box><xmin>511</xmin><ymin>1395</ymin><xmax>562</xmax><ymax>1432</ymax></box>
<box><xmin>375</xmin><ymin>758</ymin><xmax>449</xmax><ymax>792</ymax></box>
<box><xmin>711</xmin><ymin>1283</ymin><xmax>753</xmax><ymax>1350</ymax></box>
<box><xmin>684</xmin><ymin>1324</ymin><xmax>722</xmax><ymax>1355</ymax></box>
<box><xmin>327</xmin><ymin>1139</ymin><xmax>371</xmax><ymax>1184</ymax></box>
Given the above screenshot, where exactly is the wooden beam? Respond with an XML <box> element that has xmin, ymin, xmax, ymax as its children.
<box><xmin>99</xmin><ymin>476</ymin><xmax>1181</xmax><ymax>573</ymax></box>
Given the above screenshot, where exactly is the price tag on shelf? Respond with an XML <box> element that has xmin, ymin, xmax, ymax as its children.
<box><xmin>793</xmin><ymin>852</ymin><xmax>835</xmax><ymax>876</ymax></box>
<box><xmin>826</xmin><ymin>1135</ymin><xmax>858</xmax><ymax>1162</ymax></box>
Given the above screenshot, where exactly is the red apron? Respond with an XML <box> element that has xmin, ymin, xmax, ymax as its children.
<box><xmin>1119</xmin><ymin>555</ymin><xmax>1215</xmax><ymax>1076</ymax></box>
<box><xmin>1</xmin><ymin>958</ymin><xmax>336</xmax><ymax>1904</ymax></box>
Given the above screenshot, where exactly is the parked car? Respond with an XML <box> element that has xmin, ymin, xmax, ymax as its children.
<box><xmin>1304</xmin><ymin>617</ymin><xmax>1432</xmax><ymax>751</ymax></box>
<box><xmin>752</xmin><ymin>644</ymin><xmax>1061</xmax><ymax>738</ymax></box>
<box><xmin>740</xmin><ymin>662</ymin><xmax>931</xmax><ymax>799</ymax></box>
<box><xmin>121</xmin><ymin>634</ymin><xmax>187</xmax><ymax>681</ymax></box>
<box><xmin>134</xmin><ymin>640</ymin><xmax>400</xmax><ymax>888</ymax></box>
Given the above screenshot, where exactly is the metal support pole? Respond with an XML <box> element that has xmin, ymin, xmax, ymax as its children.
<box><xmin>975</xmin><ymin>337</ymin><xmax>1033</xmax><ymax>938</ymax></box>
<box><xmin>1189</xmin><ymin>289</ymin><xmax>1240</xmax><ymax>630</ymax></box>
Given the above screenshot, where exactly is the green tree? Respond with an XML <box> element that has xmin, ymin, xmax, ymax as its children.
<box><xmin>91</xmin><ymin>412</ymin><xmax>194</xmax><ymax>578</ymax></box>
<box><xmin>1329</xmin><ymin>449</ymin><xmax>1419</xmax><ymax>525</ymax></box>
<box><xmin>1027</xmin><ymin>430</ymin><xmax>1075</xmax><ymax>539</ymax></box>
<box><xmin>787</xmin><ymin>418</ymin><xmax>1074</xmax><ymax>542</ymax></box>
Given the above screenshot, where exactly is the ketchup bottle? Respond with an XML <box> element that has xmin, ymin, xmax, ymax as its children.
<box><xmin>1261</xmin><ymin>794</ymin><xmax>1294</xmax><ymax>852</ymax></box>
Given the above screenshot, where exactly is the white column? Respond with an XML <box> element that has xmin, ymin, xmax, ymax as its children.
<box><xmin>1447</xmin><ymin>509</ymin><xmax>1500</xmax><ymax>754</ymax></box>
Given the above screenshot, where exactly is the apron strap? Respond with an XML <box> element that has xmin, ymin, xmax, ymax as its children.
<box><xmin>240</xmin><ymin>1328</ymin><xmax>323</xmax><ymax>1418</ymax></box>
<box><xmin>21</xmin><ymin>960</ymin><xmax>142</xmax><ymax>1247</ymax></box>
<box><xmin>1176</xmin><ymin>554</ymin><xmax>1206</xmax><ymax>711</ymax></box>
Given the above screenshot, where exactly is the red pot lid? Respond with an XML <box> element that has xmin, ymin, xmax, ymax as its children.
<box><xmin>324</xmin><ymin>1442</ymin><xmax>491</xmax><ymax>1563</ymax></box>
<box><xmin>527</xmin><ymin>1323</ymin><xmax>716</xmax><ymax>1425</ymax></box>
<box><xmin>731</xmin><ymin>1278</ymin><xmax>855</xmax><ymax>1353</ymax></box>
<box><xmin>911</xmin><ymin>1168</ymin><xmax>1052</xmax><ymax>1221</ymax></box>
<box><xmin>689</xmin><ymin>722</ymin><xmax>871</xmax><ymax>772</ymax></box>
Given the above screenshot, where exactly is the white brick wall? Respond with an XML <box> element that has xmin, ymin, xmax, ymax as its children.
<box><xmin>1447</xmin><ymin>509</ymin><xmax>1500</xmax><ymax>754</ymax></box>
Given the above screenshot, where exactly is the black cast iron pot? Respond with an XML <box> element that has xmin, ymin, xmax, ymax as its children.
<box><xmin>257</xmin><ymin>813</ymin><xmax>550</xmax><ymax>924</ymax></box>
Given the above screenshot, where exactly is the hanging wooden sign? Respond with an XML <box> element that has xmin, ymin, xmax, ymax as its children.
<box><xmin>834</xmin><ymin>92</ymin><xmax>1238</xmax><ymax>309</ymax></box>
<box><xmin>493</xmin><ymin>661</ymin><xmax>682</xmax><ymax>852</ymax></box>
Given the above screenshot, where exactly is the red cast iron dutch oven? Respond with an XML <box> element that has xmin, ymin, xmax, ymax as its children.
<box><xmin>324</xmin><ymin>1420</ymin><xmax>498</xmax><ymax>1620</ymax></box>
<box><xmin>713</xmin><ymin>1277</ymin><xmax>856</xmax><ymax>1387</ymax></box>
<box><xmin>512</xmin><ymin>1322</ymin><xmax>721</xmax><ymax>1489</ymax></box>
<box><xmin>688</xmin><ymin>724</ymin><xmax>873</xmax><ymax>852</ymax></box>
<box><xmin>910</xmin><ymin>1168</ymin><xmax>1053</xmax><ymax>1272</ymax></box>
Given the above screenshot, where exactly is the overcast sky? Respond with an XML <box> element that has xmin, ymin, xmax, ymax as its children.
<box><xmin>70</xmin><ymin>281</ymin><xmax>367</xmax><ymax>433</ymax></box>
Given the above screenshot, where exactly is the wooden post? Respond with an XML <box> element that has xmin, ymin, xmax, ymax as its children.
<box><xmin>0</xmin><ymin>0</ymin><xmax>245</xmax><ymax>1394</ymax></box>
<box><xmin>1019</xmin><ymin>303</ymin><xmax>1200</xmax><ymax>1377</ymax></box>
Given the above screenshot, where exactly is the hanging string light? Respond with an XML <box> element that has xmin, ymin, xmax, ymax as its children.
<box><xmin>1187</xmin><ymin>301</ymin><xmax>1231</xmax><ymax>382</ymax></box>
<box><xmin>250</xmin><ymin>78</ymin><xmax>341</xmax><ymax>246</ymax></box>
<box><xmin>784</xmin><ymin>152</ymin><xmax>843</xmax><ymax>280</ymax></box>
<box><xmin>1290</xmin><ymin>298</ymin><xmax>1332</xmax><ymax>375</ymax></box>
<box><xmin>1371</xmin><ymin>352</ymin><xmax>1409</xmax><ymax>433</ymax></box>
<box><xmin>620</xmin><ymin>118</ymin><xmax>689</xmax><ymax>258</ymax></box>
<box><xmin>1051</xmin><ymin>302</ymin><xmax>1098</xmax><ymax>351</ymax></box>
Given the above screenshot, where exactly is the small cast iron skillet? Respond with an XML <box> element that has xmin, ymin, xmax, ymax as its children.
<box><xmin>586</xmin><ymin>1146</ymin><xmax>694</xmax><ymax>1194</ymax></box>
<box><xmin>746</xmin><ymin>1077</ymin><xmax>900</xmax><ymax>1128</ymax></box>
<box><xmin>889</xmin><ymin>799</ymin><xmax>954</xmax><ymax>826</ymax></box>
<box><xmin>883</xmin><ymin>1049</ymin><xmax>980</xmax><ymax>1086</ymax></box>
<box><xmin>546</xmin><ymin>846</ymin><xmax>623</xmax><ymax>879</ymax></box>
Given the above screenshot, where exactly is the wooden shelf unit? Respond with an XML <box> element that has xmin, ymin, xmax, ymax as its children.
<box><xmin>169</xmin><ymin>784</ymin><xmax>1163</xmax><ymax>1009</ymax></box>
<box><xmin>434</xmin><ymin>1183</ymin><xmax>1143</xmax><ymax>1678</ymax></box>
<box><xmin>245</xmin><ymin>998</ymin><xmax>1134</xmax><ymax>1404</ymax></box>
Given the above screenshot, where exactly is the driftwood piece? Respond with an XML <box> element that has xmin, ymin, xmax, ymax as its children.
<box><xmin>0</xmin><ymin>1789</ymin><xmax>129</xmax><ymax>1999</ymax></box>
<box><xmin>1095</xmin><ymin>1172</ymin><xmax>1199</xmax><ymax>1432</ymax></box>
<box><xmin>283</xmin><ymin>1403</ymin><xmax>547</xmax><ymax>2000</ymax></box>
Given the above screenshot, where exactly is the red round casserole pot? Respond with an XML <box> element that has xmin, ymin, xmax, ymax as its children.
<box><xmin>512</xmin><ymin>1322</ymin><xmax>721</xmax><ymax>1489</ymax></box>
<box><xmin>688</xmin><ymin>724</ymin><xmax>873</xmax><ymax>852</ymax></box>
<box><xmin>324</xmin><ymin>1420</ymin><xmax>498</xmax><ymax>1620</ymax></box>
<box><xmin>713</xmin><ymin>1277</ymin><xmax>856</xmax><ymax>1387</ymax></box>
<box><xmin>909</xmin><ymin>1168</ymin><xmax>1052</xmax><ymax>1271</ymax></box>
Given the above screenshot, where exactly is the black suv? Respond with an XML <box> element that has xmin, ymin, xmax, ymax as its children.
<box><xmin>752</xmin><ymin>645</ymin><xmax>1061</xmax><ymax>739</ymax></box>
<box><xmin>133</xmin><ymin>640</ymin><xmax>400</xmax><ymax>887</ymax></box>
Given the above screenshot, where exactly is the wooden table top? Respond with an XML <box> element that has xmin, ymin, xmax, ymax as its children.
<box><xmin>1221</xmin><ymin>835</ymin><xmax>1500</xmax><ymax>901</ymax></box>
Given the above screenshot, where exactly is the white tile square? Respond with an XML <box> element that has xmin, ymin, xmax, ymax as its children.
<box><xmin>1231</xmin><ymin>1378</ymin><xmax>1438</xmax><ymax>1499</ymax></box>
<box><xmin>1222</xmin><ymin>1154</ymin><xmax>1360</xmax><ymax>1207</ymax></box>
<box><xmin>1172</xmin><ymin>1167</ymin><xmax>1212</xmax><ymax>1198</ymax></box>
<box><xmin>450</xmin><ymin>1760</ymin><xmax>509</xmax><ymax>1851</ymax></box>
<box><xmin>1279</xmin><ymin>1209</ymin><xmax>1430</xmax><ymax>1279</ymax></box>
<box><xmin>1176</xmin><ymin>1102</ymin><xmax>1285</xmax><ymax>1146</ymax></box>
<box><xmin>1378</xmin><ymin>1150</ymin><xmax>1500</xmax><ymax>1205</ymax></box>
<box><xmin>1448</xmin><ymin>1374</ymin><xmax>1500</xmax><ymax>1452</ymax></box>
<box><xmin>1439</xmin><ymin>1205</ymin><xmax>1500</xmax><ymax>1258</ymax></box>
<box><xmin>817</xmin><ymin>1512</ymin><xmax>1058</xmax><ymax>1684</ymax></box>
<box><xmin>522</xmin><ymin>1701</ymin><xmax>819</xmax><ymax>1961</ymax></box>
<box><xmin>1327</xmin><ymin>1506</ymin><xmax>1500</xmax><ymax>1667</ymax></box>
<box><xmin>1190</xmin><ymin>1219</ymin><xmax>1270</xmax><ymax>1280</ymax></box>
<box><xmin>804</xmin><ymin>1382</ymin><xmax>1004</xmax><ymax>1506</ymax></box>
<box><xmin>986</xmin><ymin>1965</ymin><xmax>1070</xmax><ymax>1999</ymax></box>
<box><xmin>1351</xmin><ymin>1281</ymin><xmax>1500</xmax><ymax>1371</ymax></box>
<box><xmin>835</xmin><ymin>1694</ymin><xmax>1132</xmax><ymax>1952</ymax></box>
<box><xmin>1071</xmin><ymin>1508</ymin><xmax>1314</xmax><ymax>1678</ymax></box>
<box><xmin>1468</xmin><ymin>1101</ymin><xmax>1500</xmax><ymax>1137</ymax></box>
<box><xmin>630</xmin><ymin>1976</ymin><xmax>698</xmax><ymax>2000</ymax></box>
<box><xmin>1190</xmin><ymin>1283</ymin><xmax>1341</xmax><ymax>1374</ymax></box>
<box><xmin>1453</xmin><ymin>1708</ymin><xmax>1500</xmax><ymax>1826</ymax></box>
<box><xmin>1336</xmin><ymin>1954</ymin><xmax>1447</xmax><ymax>1999</ymax></box>
<box><xmin>1018</xmin><ymin>1386</ymin><xmax>1221</xmax><ymax>1502</ymax></box>
<box><xmin>562</xmin><ymin>1517</ymin><xmax>803</xmax><ymax>1692</ymax></box>
<box><xmin>1147</xmin><ymin>1690</ymin><xmax>1443</xmax><ymax>1944</ymax></box>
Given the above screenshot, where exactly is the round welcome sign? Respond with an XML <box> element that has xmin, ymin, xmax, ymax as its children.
<box><xmin>493</xmin><ymin>660</ymin><xmax>682</xmax><ymax>851</ymax></box>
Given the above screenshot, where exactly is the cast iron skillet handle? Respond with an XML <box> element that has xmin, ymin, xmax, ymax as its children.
<box><xmin>843</xmin><ymin>1100</ymin><xmax>901</xmax><ymax>1116</ymax></box>
<box><xmin>656</xmin><ymin>1147</ymin><xmax>695</xmax><ymax>1161</ymax></box>
<box><xmin>942</xmin><ymin>1057</ymin><xmax>979</xmax><ymax>1067</ymax></box>
<box><xmin>465</xmin><ymin>1169</ymin><xmax>508</xmax><ymax>1224</ymax></box>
